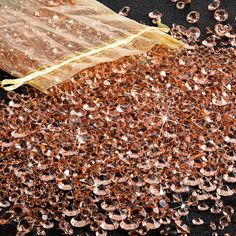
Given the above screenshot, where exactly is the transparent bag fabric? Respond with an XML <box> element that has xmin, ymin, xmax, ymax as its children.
<box><xmin>0</xmin><ymin>0</ymin><xmax>184</xmax><ymax>92</ymax></box>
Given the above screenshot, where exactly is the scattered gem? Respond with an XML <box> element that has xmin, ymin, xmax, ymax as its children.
<box><xmin>214</xmin><ymin>9</ymin><xmax>229</xmax><ymax>22</ymax></box>
<box><xmin>119</xmin><ymin>6</ymin><xmax>130</xmax><ymax>17</ymax></box>
<box><xmin>176</xmin><ymin>2</ymin><xmax>185</xmax><ymax>9</ymax></box>
<box><xmin>208</xmin><ymin>1</ymin><xmax>220</xmax><ymax>11</ymax></box>
<box><xmin>186</xmin><ymin>11</ymin><xmax>200</xmax><ymax>24</ymax></box>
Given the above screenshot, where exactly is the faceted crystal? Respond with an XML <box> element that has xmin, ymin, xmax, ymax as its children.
<box><xmin>170</xmin><ymin>183</ymin><xmax>190</xmax><ymax>193</ymax></box>
<box><xmin>96</xmin><ymin>229</ymin><xmax>107</xmax><ymax>236</ymax></box>
<box><xmin>178</xmin><ymin>208</ymin><xmax>189</xmax><ymax>216</ymax></box>
<box><xmin>57</xmin><ymin>179</ymin><xmax>73</xmax><ymax>191</ymax></box>
<box><xmin>109</xmin><ymin>209</ymin><xmax>127</xmax><ymax>221</ymax></box>
<box><xmin>0</xmin><ymin>211</ymin><xmax>14</xmax><ymax>225</ymax></box>
<box><xmin>94</xmin><ymin>174</ymin><xmax>111</xmax><ymax>186</ymax></box>
<box><xmin>101</xmin><ymin>199</ymin><xmax>116</xmax><ymax>211</ymax></box>
<box><xmin>202</xmin><ymin>36</ymin><xmax>217</xmax><ymax>47</ymax></box>
<box><xmin>160</xmin><ymin>217</ymin><xmax>171</xmax><ymax>225</ymax></box>
<box><xmin>186</xmin><ymin>11</ymin><xmax>200</xmax><ymax>23</ymax></box>
<box><xmin>208</xmin><ymin>1</ymin><xmax>220</xmax><ymax>11</ymax></box>
<box><xmin>210</xmin><ymin>205</ymin><xmax>222</xmax><ymax>214</ymax></box>
<box><xmin>175</xmin><ymin>220</ymin><xmax>190</xmax><ymax>233</ymax></box>
<box><xmin>39</xmin><ymin>171</ymin><xmax>55</xmax><ymax>182</ymax></box>
<box><xmin>144</xmin><ymin>173</ymin><xmax>159</xmax><ymax>184</ymax></box>
<box><xmin>219</xmin><ymin>216</ymin><xmax>231</xmax><ymax>227</ymax></box>
<box><xmin>223</xmin><ymin>206</ymin><xmax>234</xmax><ymax>217</ymax></box>
<box><xmin>187</xmin><ymin>27</ymin><xmax>201</xmax><ymax>39</ymax></box>
<box><xmin>40</xmin><ymin>221</ymin><xmax>54</xmax><ymax>229</ymax></box>
<box><xmin>217</xmin><ymin>185</ymin><xmax>234</xmax><ymax>197</ymax></box>
<box><xmin>137</xmin><ymin>225</ymin><xmax>148</xmax><ymax>235</ymax></box>
<box><xmin>214</xmin><ymin>9</ymin><xmax>229</xmax><ymax>22</ymax></box>
<box><xmin>214</xmin><ymin>24</ymin><xmax>226</xmax><ymax>36</ymax></box>
<box><xmin>176</xmin><ymin>2</ymin><xmax>185</xmax><ymax>9</ymax></box>
<box><xmin>63</xmin><ymin>204</ymin><xmax>80</xmax><ymax>217</ymax></box>
<box><xmin>93</xmin><ymin>185</ymin><xmax>107</xmax><ymax>196</ymax></box>
<box><xmin>142</xmin><ymin>217</ymin><xmax>161</xmax><ymax>230</ymax></box>
<box><xmin>206</xmin><ymin>27</ymin><xmax>214</xmax><ymax>34</ymax></box>
<box><xmin>70</xmin><ymin>215</ymin><xmax>89</xmax><ymax>227</ymax></box>
<box><xmin>100</xmin><ymin>218</ymin><xmax>119</xmax><ymax>230</ymax></box>
<box><xmin>187</xmin><ymin>195</ymin><xmax>199</xmax><ymax>207</ymax></box>
<box><xmin>200</xmin><ymin>180</ymin><xmax>217</xmax><ymax>192</ymax></box>
<box><xmin>223</xmin><ymin>172</ymin><xmax>236</xmax><ymax>183</ymax></box>
<box><xmin>35</xmin><ymin>227</ymin><xmax>46</xmax><ymax>236</ymax></box>
<box><xmin>212</xmin><ymin>232</ymin><xmax>218</xmax><ymax>236</ymax></box>
<box><xmin>210</xmin><ymin>222</ymin><xmax>217</xmax><ymax>231</ymax></box>
<box><xmin>183</xmin><ymin>175</ymin><xmax>200</xmax><ymax>186</ymax></box>
<box><xmin>90</xmin><ymin>222</ymin><xmax>100</xmax><ymax>232</ymax></box>
<box><xmin>119</xmin><ymin>6</ymin><xmax>130</xmax><ymax>17</ymax></box>
<box><xmin>150</xmin><ymin>184</ymin><xmax>165</xmax><ymax>196</ymax></box>
<box><xmin>17</xmin><ymin>218</ymin><xmax>34</xmax><ymax>234</ymax></box>
<box><xmin>0</xmin><ymin>200</ymin><xmax>10</xmax><ymax>208</ymax></box>
<box><xmin>192</xmin><ymin>217</ymin><xmax>204</xmax><ymax>225</ymax></box>
<box><xmin>120</xmin><ymin>219</ymin><xmax>139</xmax><ymax>230</ymax></box>
<box><xmin>149</xmin><ymin>10</ymin><xmax>163</xmax><ymax>19</ymax></box>
<box><xmin>194</xmin><ymin>190</ymin><xmax>209</xmax><ymax>201</ymax></box>
<box><xmin>229</xmin><ymin>38</ymin><xmax>236</xmax><ymax>47</ymax></box>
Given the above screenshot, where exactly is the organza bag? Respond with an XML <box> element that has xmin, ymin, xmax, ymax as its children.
<box><xmin>0</xmin><ymin>0</ymin><xmax>184</xmax><ymax>92</ymax></box>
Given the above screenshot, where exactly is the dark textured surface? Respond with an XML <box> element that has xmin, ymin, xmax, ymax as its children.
<box><xmin>98</xmin><ymin>0</ymin><xmax>236</xmax><ymax>40</ymax></box>
<box><xmin>0</xmin><ymin>1</ymin><xmax>236</xmax><ymax>236</ymax></box>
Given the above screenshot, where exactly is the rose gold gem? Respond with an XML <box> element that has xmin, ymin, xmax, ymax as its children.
<box><xmin>208</xmin><ymin>1</ymin><xmax>220</xmax><ymax>11</ymax></box>
<box><xmin>214</xmin><ymin>9</ymin><xmax>229</xmax><ymax>22</ymax></box>
<box><xmin>186</xmin><ymin>11</ymin><xmax>200</xmax><ymax>23</ymax></box>
<box><xmin>176</xmin><ymin>2</ymin><xmax>185</xmax><ymax>9</ymax></box>
<box><xmin>119</xmin><ymin>6</ymin><xmax>130</xmax><ymax>17</ymax></box>
<box><xmin>192</xmin><ymin>217</ymin><xmax>204</xmax><ymax>225</ymax></box>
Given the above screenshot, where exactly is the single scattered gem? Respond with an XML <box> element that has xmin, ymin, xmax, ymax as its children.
<box><xmin>219</xmin><ymin>216</ymin><xmax>231</xmax><ymax>227</ymax></box>
<box><xmin>119</xmin><ymin>6</ymin><xmax>130</xmax><ymax>17</ymax></box>
<box><xmin>214</xmin><ymin>24</ymin><xmax>226</xmax><ymax>36</ymax></box>
<box><xmin>210</xmin><ymin>222</ymin><xmax>217</xmax><ymax>231</ymax></box>
<box><xmin>197</xmin><ymin>203</ymin><xmax>209</xmax><ymax>211</ymax></box>
<box><xmin>223</xmin><ymin>206</ymin><xmax>234</xmax><ymax>217</ymax></box>
<box><xmin>176</xmin><ymin>1</ymin><xmax>185</xmax><ymax>9</ymax></box>
<box><xmin>186</xmin><ymin>11</ymin><xmax>200</xmax><ymax>24</ymax></box>
<box><xmin>187</xmin><ymin>27</ymin><xmax>201</xmax><ymax>39</ymax></box>
<box><xmin>214</xmin><ymin>9</ymin><xmax>229</xmax><ymax>22</ymax></box>
<box><xmin>208</xmin><ymin>1</ymin><xmax>220</xmax><ymax>11</ymax></box>
<box><xmin>192</xmin><ymin>217</ymin><xmax>204</xmax><ymax>225</ymax></box>
<box><xmin>149</xmin><ymin>10</ymin><xmax>163</xmax><ymax>19</ymax></box>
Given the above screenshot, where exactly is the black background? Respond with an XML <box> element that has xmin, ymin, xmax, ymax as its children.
<box><xmin>98</xmin><ymin>0</ymin><xmax>236</xmax><ymax>40</ymax></box>
<box><xmin>0</xmin><ymin>1</ymin><xmax>236</xmax><ymax>235</ymax></box>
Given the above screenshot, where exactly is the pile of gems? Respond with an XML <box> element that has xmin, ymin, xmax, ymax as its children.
<box><xmin>0</xmin><ymin>0</ymin><xmax>236</xmax><ymax>235</ymax></box>
<box><xmin>0</xmin><ymin>43</ymin><xmax>235</xmax><ymax>235</ymax></box>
